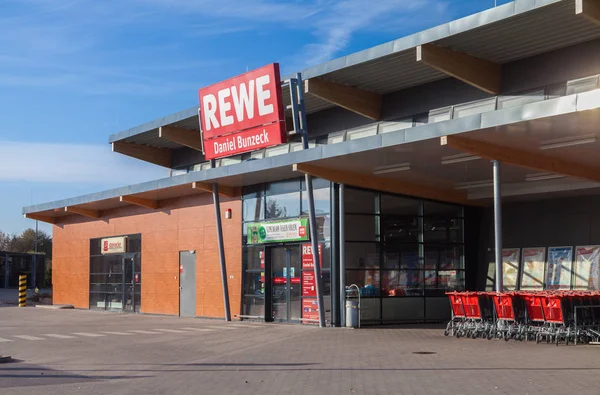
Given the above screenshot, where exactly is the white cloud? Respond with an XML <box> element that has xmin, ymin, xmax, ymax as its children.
<box><xmin>0</xmin><ymin>0</ymin><xmax>452</xmax><ymax>93</ymax></box>
<box><xmin>0</xmin><ymin>141</ymin><xmax>167</xmax><ymax>184</ymax></box>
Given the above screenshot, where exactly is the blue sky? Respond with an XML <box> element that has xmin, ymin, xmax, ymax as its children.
<box><xmin>0</xmin><ymin>0</ymin><xmax>511</xmax><ymax>235</ymax></box>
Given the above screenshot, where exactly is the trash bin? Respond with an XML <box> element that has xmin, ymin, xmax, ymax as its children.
<box><xmin>346</xmin><ymin>299</ymin><xmax>359</xmax><ymax>328</ymax></box>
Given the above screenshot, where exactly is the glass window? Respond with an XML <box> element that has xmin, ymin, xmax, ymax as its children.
<box><xmin>382</xmin><ymin>216</ymin><xmax>419</xmax><ymax>243</ymax></box>
<box><xmin>423</xmin><ymin>201</ymin><xmax>462</xmax><ymax>217</ymax></box>
<box><xmin>345</xmin><ymin>243</ymin><xmax>380</xmax><ymax>269</ymax></box>
<box><xmin>345</xmin><ymin>188</ymin><xmax>378</xmax><ymax>214</ymax></box>
<box><xmin>384</xmin><ymin>243</ymin><xmax>421</xmax><ymax>269</ymax></box>
<box><xmin>320</xmin><ymin>243</ymin><xmax>331</xmax><ymax>269</ymax></box>
<box><xmin>382</xmin><ymin>270</ymin><xmax>422</xmax><ymax>296</ymax></box>
<box><xmin>345</xmin><ymin>270</ymin><xmax>380</xmax><ymax>297</ymax></box>
<box><xmin>345</xmin><ymin>215</ymin><xmax>379</xmax><ymax>241</ymax></box>
<box><xmin>381</xmin><ymin>194</ymin><xmax>420</xmax><ymax>216</ymax></box>
<box><xmin>301</xmin><ymin>178</ymin><xmax>330</xmax><ymax>215</ymax></box>
<box><xmin>266</xmin><ymin>180</ymin><xmax>301</xmax><ymax>219</ymax></box>
<box><xmin>243</xmin><ymin>196</ymin><xmax>265</xmax><ymax>222</ymax></box>
<box><xmin>316</xmin><ymin>215</ymin><xmax>331</xmax><ymax>242</ymax></box>
<box><xmin>243</xmin><ymin>246</ymin><xmax>265</xmax><ymax>270</ymax></box>
<box><xmin>423</xmin><ymin>217</ymin><xmax>463</xmax><ymax>243</ymax></box>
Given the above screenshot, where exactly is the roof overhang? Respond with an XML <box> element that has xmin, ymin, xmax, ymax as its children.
<box><xmin>25</xmin><ymin>89</ymin><xmax>600</xmax><ymax>223</ymax></box>
<box><xmin>106</xmin><ymin>0</ymin><xmax>600</xmax><ymax>167</ymax></box>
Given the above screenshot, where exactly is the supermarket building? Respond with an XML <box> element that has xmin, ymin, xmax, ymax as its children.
<box><xmin>22</xmin><ymin>0</ymin><xmax>600</xmax><ymax>326</ymax></box>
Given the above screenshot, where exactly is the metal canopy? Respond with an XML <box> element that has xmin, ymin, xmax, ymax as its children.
<box><xmin>108</xmin><ymin>0</ymin><xmax>600</xmax><ymax>152</ymax></box>
<box><xmin>24</xmin><ymin>89</ymin><xmax>600</xmax><ymax>221</ymax></box>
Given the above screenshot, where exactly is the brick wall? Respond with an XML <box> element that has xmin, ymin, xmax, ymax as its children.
<box><xmin>52</xmin><ymin>193</ymin><xmax>242</xmax><ymax>318</ymax></box>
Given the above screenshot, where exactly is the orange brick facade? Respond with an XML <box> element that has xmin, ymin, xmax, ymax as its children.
<box><xmin>52</xmin><ymin>193</ymin><xmax>242</xmax><ymax>318</ymax></box>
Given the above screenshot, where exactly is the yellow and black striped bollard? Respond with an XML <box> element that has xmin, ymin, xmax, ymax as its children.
<box><xmin>18</xmin><ymin>275</ymin><xmax>27</xmax><ymax>307</ymax></box>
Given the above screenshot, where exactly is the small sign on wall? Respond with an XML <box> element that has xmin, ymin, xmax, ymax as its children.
<box><xmin>101</xmin><ymin>236</ymin><xmax>127</xmax><ymax>254</ymax></box>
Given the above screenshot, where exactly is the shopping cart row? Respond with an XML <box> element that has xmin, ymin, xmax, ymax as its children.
<box><xmin>444</xmin><ymin>291</ymin><xmax>600</xmax><ymax>345</ymax></box>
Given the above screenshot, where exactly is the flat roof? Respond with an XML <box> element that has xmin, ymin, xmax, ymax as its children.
<box><xmin>108</xmin><ymin>0</ymin><xmax>600</xmax><ymax>149</ymax></box>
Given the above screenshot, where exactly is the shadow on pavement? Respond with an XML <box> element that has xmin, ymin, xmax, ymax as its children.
<box><xmin>0</xmin><ymin>363</ymin><xmax>150</xmax><ymax>389</ymax></box>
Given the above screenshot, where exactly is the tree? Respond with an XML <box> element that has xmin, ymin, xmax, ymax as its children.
<box><xmin>0</xmin><ymin>228</ymin><xmax>52</xmax><ymax>259</ymax></box>
<box><xmin>0</xmin><ymin>231</ymin><xmax>11</xmax><ymax>251</ymax></box>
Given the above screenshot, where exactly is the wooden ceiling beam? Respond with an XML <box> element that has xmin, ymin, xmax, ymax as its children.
<box><xmin>64</xmin><ymin>206</ymin><xmax>101</xmax><ymax>219</ymax></box>
<box><xmin>112</xmin><ymin>141</ymin><xmax>173</xmax><ymax>168</ymax></box>
<box><xmin>120</xmin><ymin>195</ymin><xmax>159</xmax><ymax>210</ymax></box>
<box><xmin>417</xmin><ymin>43</ymin><xmax>502</xmax><ymax>95</ymax></box>
<box><xmin>304</xmin><ymin>78</ymin><xmax>382</xmax><ymax>120</ymax></box>
<box><xmin>192</xmin><ymin>182</ymin><xmax>240</xmax><ymax>198</ymax></box>
<box><xmin>577</xmin><ymin>0</ymin><xmax>600</xmax><ymax>25</ymax></box>
<box><xmin>24</xmin><ymin>213</ymin><xmax>56</xmax><ymax>224</ymax></box>
<box><xmin>441</xmin><ymin>135</ymin><xmax>600</xmax><ymax>183</ymax></box>
<box><xmin>292</xmin><ymin>163</ymin><xmax>477</xmax><ymax>206</ymax></box>
<box><xmin>159</xmin><ymin>125</ymin><xmax>203</xmax><ymax>152</ymax></box>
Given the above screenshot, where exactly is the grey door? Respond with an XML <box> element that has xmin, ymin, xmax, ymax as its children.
<box><xmin>179</xmin><ymin>251</ymin><xmax>196</xmax><ymax>317</ymax></box>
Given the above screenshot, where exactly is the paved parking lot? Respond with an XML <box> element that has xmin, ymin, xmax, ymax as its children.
<box><xmin>1</xmin><ymin>307</ymin><xmax>599</xmax><ymax>395</ymax></box>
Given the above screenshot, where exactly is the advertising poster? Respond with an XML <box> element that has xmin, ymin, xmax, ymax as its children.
<box><xmin>247</xmin><ymin>218</ymin><xmax>309</xmax><ymax>244</ymax></box>
<box><xmin>301</xmin><ymin>243</ymin><xmax>323</xmax><ymax>297</ymax></box>
<box><xmin>302</xmin><ymin>299</ymin><xmax>319</xmax><ymax>322</ymax></box>
<box><xmin>502</xmin><ymin>248</ymin><xmax>521</xmax><ymax>291</ymax></box>
<box><xmin>546</xmin><ymin>247</ymin><xmax>573</xmax><ymax>290</ymax></box>
<box><xmin>520</xmin><ymin>247</ymin><xmax>546</xmax><ymax>290</ymax></box>
<box><xmin>574</xmin><ymin>246</ymin><xmax>600</xmax><ymax>290</ymax></box>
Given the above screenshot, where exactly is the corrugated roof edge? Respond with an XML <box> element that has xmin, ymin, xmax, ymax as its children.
<box><xmin>283</xmin><ymin>0</ymin><xmax>562</xmax><ymax>80</ymax></box>
<box><xmin>106</xmin><ymin>0</ymin><xmax>562</xmax><ymax>144</ymax></box>
<box><xmin>24</xmin><ymin>88</ymin><xmax>600</xmax><ymax>216</ymax></box>
<box><xmin>108</xmin><ymin>106</ymin><xmax>198</xmax><ymax>143</ymax></box>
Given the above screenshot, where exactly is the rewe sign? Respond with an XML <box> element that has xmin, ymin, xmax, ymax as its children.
<box><xmin>198</xmin><ymin>63</ymin><xmax>286</xmax><ymax>160</ymax></box>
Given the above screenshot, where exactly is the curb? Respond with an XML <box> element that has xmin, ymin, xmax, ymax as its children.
<box><xmin>36</xmin><ymin>304</ymin><xmax>75</xmax><ymax>310</ymax></box>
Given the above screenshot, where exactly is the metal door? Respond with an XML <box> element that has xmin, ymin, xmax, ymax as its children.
<box><xmin>179</xmin><ymin>251</ymin><xmax>196</xmax><ymax>317</ymax></box>
<box><xmin>271</xmin><ymin>246</ymin><xmax>301</xmax><ymax>322</ymax></box>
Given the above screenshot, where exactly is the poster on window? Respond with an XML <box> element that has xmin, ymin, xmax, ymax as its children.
<box><xmin>574</xmin><ymin>246</ymin><xmax>600</xmax><ymax>290</ymax></box>
<box><xmin>520</xmin><ymin>247</ymin><xmax>546</xmax><ymax>290</ymax></box>
<box><xmin>301</xmin><ymin>243</ymin><xmax>322</xmax><ymax>297</ymax></box>
<box><xmin>546</xmin><ymin>247</ymin><xmax>573</xmax><ymax>290</ymax></box>
<box><xmin>302</xmin><ymin>298</ymin><xmax>319</xmax><ymax>322</ymax></box>
<box><xmin>502</xmin><ymin>248</ymin><xmax>521</xmax><ymax>291</ymax></box>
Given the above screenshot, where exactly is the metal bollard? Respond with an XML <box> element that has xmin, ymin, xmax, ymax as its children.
<box><xmin>18</xmin><ymin>274</ymin><xmax>27</xmax><ymax>307</ymax></box>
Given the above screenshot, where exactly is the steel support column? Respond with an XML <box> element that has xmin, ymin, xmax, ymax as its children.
<box><xmin>493</xmin><ymin>160</ymin><xmax>504</xmax><ymax>292</ymax></box>
<box><xmin>294</xmin><ymin>73</ymin><xmax>325</xmax><ymax>327</ymax></box>
<box><xmin>211</xmin><ymin>160</ymin><xmax>231</xmax><ymax>321</ymax></box>
<box><xmin>339</xmin><ymin>184</ymin><xmax>346</xmax><ymax>326</ymax></box>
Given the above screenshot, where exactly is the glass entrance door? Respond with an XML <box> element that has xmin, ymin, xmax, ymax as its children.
<box><xmin>271</xmin><ymin>246</ymin><xmax>301</xmax><ymax>322</ymax></box>
<box><xmin>123</xmin><ymin>254</ymin><xmax>141</xmax><ymax>313</ymax></box>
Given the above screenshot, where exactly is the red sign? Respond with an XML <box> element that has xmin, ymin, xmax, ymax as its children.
<box><xmin>302</xmin><ymin>243</ymin><xmax>323</xmax><ymax>297</ymax></box>
<box><xmin>199</xmin><ymin>63</ymin><xmax>286</xmax><ymax>159</ymax></box>
<box><xmin>134</xmin><ymin>273</ymin><xmax>140</xmax><ymax>283</ymax></box>
<box><xmin>202</xmin><ymin>122</ymin><xmax>285</xmax><ymax>160</ymax></box>
<box><xmin>179</xmin><ymin>264</ymin><xmax>184</xmax><ymax>274</ymax></box>
<box><xmin>302</xmin><ymin>299</ymin><xmax>319</xmax><ymax>322</ymax></box>
<box><xmin>299</xmin><ymin>226</ymin><xmax>307</xmax><ymax>238</ymax></box>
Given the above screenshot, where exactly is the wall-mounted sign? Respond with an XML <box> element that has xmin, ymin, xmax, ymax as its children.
<box><xmin>247</xmin><ymin>218</ymin><xmax>309</xmax><ymax>244</ymax></box>
<box><xmin>101</xmin><ymin>236</ymin><xmax>127</xmax><ymax>255</ymax></box>
<box><xmin>302</xmin><ymin>243</ymin><xmax>322</xmax><ymax>297</ymax></box>
<box><xmin>199</xmin><ymin>63</ymin><xmax>286</xmax><ymax>160</ymax></box>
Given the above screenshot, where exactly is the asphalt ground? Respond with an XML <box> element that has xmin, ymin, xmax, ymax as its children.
<box><xmin>0</xmin><ymin>307</ymin><xmax>599</xmax><ymax>395</ymax></box>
